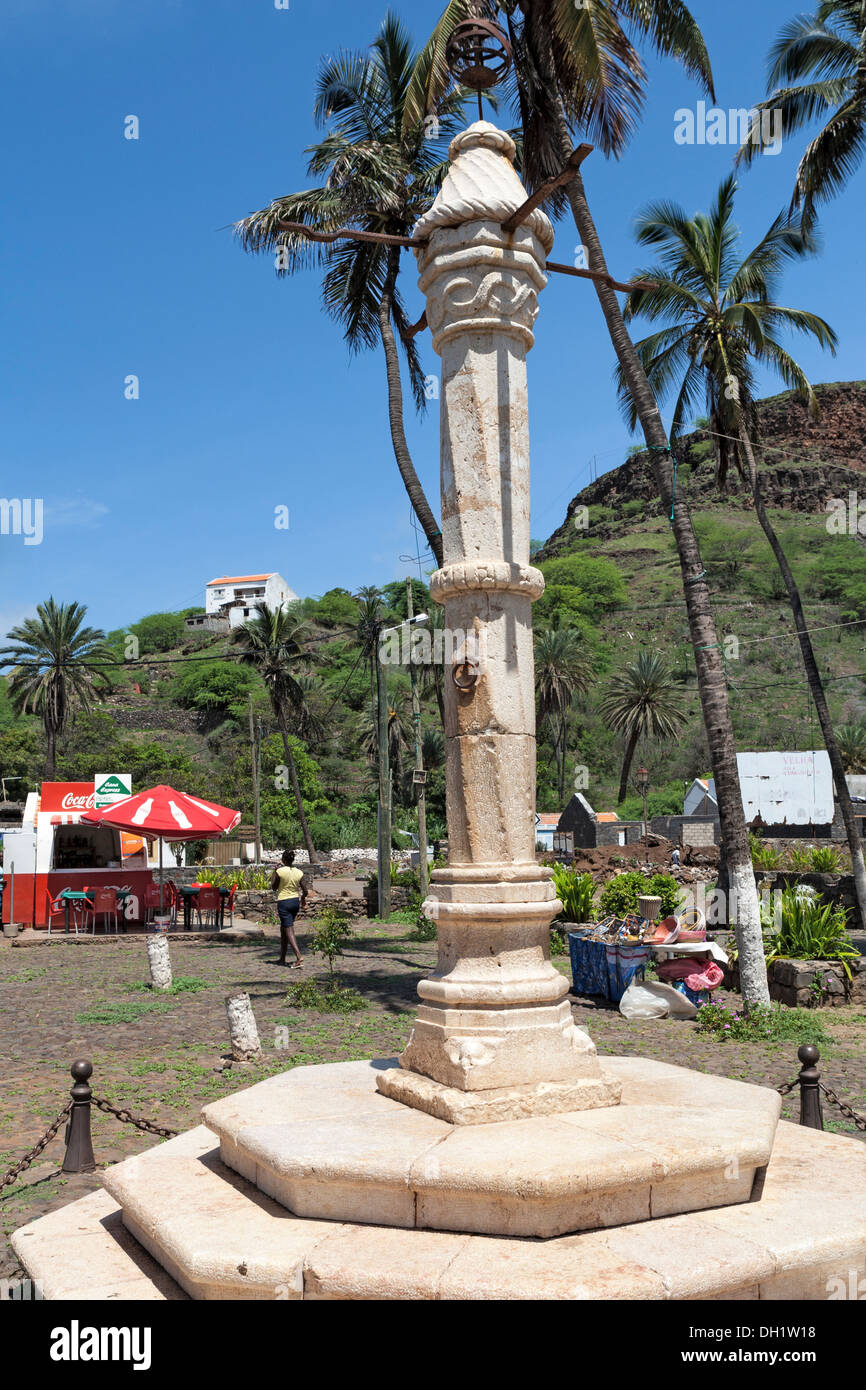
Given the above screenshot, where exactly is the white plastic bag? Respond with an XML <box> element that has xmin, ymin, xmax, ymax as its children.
<box><xmin>619</xmin><ymin>980</ymin><xmax>698</xmax><ymax>1020</ymax></box>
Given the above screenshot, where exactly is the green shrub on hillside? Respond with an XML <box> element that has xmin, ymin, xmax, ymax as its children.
<box><xmin>170</xmin><ymin>662</ymin><xmax>258</xmax><ymax>720</ymax></box>
<box><xmin>538</xmin><ymin>555</ymin><xmax>627</xmax><ymax>616</ymax></box>
<box><xmin>306</xmin><ymin>588</ymin><xmax>360</xmax><ymax>628</ymax></box>
<box><xmin>127</xmin><ymin>611</ymin><xmax>189</xmax><ymax>654</ymax></box>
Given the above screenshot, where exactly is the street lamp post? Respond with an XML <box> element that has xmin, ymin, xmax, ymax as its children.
<box><xmin>379</xmin><ymin>608</ymin><xmax>430</xmax><ymax>919</ymax></box>
<box><xmin>636</xmin><ymin>766</ymin><xmax>650</xmax><ymax>862</ymax></box>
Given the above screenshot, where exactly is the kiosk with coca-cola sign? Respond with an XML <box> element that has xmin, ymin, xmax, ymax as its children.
<box><xmin>1</xmin><ymin>782</ymin><xmax>155</xmax><ymax>928</ymax></box>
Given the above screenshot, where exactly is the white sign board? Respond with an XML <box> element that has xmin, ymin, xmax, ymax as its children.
<box><xmin>94</xmin><ymin>773</ymin><xmax>132</xmax><ymax>809</ymax></box>
<box><xmin>737</xmin><ymin>751</ymin><xmax>833</xmax><ymax>827</ymax></box>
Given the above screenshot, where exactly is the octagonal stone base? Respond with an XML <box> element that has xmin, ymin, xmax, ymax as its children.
<box><xmin>200</xmin><ymin>1057</ymin><xmax>780</xmax><ymax>1240</ymax></box>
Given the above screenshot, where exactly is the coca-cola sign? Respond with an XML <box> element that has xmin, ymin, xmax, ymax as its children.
<box><xmin>40</xmin><ymin>783</ymin><xmax>97</xmax><ymax>813</ymax></box>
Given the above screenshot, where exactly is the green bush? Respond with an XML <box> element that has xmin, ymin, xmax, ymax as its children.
<box><xmin>411</xmin><ymin>905</ymin><xmax>437</xmax><ymax>941</ymax></box>
<box><xmin>750</xmin><ymin>834</ymin><xmax>784</xmax><ymax>870</ymax></box>
<box><xmin>287</xmin><ymin>979</ymin><xmax>366</xmax><ymax>1013</ymax></box>
<box><xmin>170</xmin><ymin>662</ymin><xmax>257</xmax><ymax>721</ymax></box>
<box><xmin>809</xmin><ymin>846</ymin><xmax>842</xmax><ymax>873</ymax></box>
<box><xmin>787</xmin><ymin>842</ymin><xmax>812</xmax><ymax>871</ymax></box>
<box><xmin>127</xmin><ymin>611</ymin><xmax>188</xmax><ymax>654</ymax></box>
<box><xmin>597</xmin><ymin>871</ymin><xmax>681</xmax><ymax>918</ymax></box>
<box><xmin>765</xmin><ymin>888</ymin><xmax>857</xmax><ymax>977</ymax></box>
<box><xmin>550</xmin><ymin>862</ymin><xmax>595</xmax><ymax>923</ymax></box>
<box><xmin>537</xmin><ymin>555</ymin><xmax>627</xmax><ymax>618</ymax></box>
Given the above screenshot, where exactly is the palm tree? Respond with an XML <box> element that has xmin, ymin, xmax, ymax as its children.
<box><xmin>0</xmin><ymin>599</ymin><xmax>112</xmax><ymax>778</ymax></box>
<box><xmin>837</xmin><ymin>722</ymin><xmax>866</xmax><ymax>773</ymax></box>
<box><xmin>414</xmin><ymin>1</ymin><xmax>772</xmax><ymax>1009</ymax></box>
<box><xmin>599</xmin><ymin>651</ymin><xmax>686</xmax><ymax>803</ymax></box>
<box><xmin>617</xmin><ymin>174</ymin><xmax>866</xmax><ymax>932</ymax></box>
<box><xmin>235</xmin><ymin>14</ymin><xmax>470</xmax><ymax>568</ymax></box>
<box><xmin>233</xmin><ymin>605</ymin><xmax>318</xmax><ymax>861</ymax></box>
<box><xmin>737</xmin><ymin>0</ymin><xmax>866</xmax><ymax>231</ymax></box>
<box><xmin>355</xmin><ymin>586</ymin><xmax>385</xmax><ymax>738</ymax></box>
<box><xmin>534</xmin><ymin>625</ymin><xmax>591</xmax><ymax>804</ymax></box>
<box><xmin>360</xmin><ymin>694</ymin><xmax>413</xmax><ymax>794</ymax></box>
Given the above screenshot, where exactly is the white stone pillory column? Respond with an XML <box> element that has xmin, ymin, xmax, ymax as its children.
<box><xmin>378</xmin><ymin>124</ymin><xmax>620</xmax><ymax>1123</ymax></box>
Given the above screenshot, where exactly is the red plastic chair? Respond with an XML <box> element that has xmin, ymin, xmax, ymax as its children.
<box><xmin>143</xmin><ymin>883</ymin><xmax>171</xmax><ymax>925</ymax></box>
<box><xmin>90</xmin><ymin>887</ymin><xmax>119</xmax><ymax>935</ymax></box>
<box><xmin>194</xmin><ymin>885</ymin><xmax>222</xmax><ymax>929</ymax></box>
<box><xmin>45</xmin><ymin>890</ymin><xmax>73</xmax><ymax>935</ymax></box>
<box><xmin>226</xmin><ymin>884</ymin><xmax>237</xmax><ymax>928</ymax></box>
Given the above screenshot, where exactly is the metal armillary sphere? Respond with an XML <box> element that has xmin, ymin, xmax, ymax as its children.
<box><xmin>445</xmin><ymin>13</ymin><xmax>512</xmax><ymax>117</ymax></box>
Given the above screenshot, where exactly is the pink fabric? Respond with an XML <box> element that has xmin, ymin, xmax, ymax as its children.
<box><xmin>657</xmin><ymin>957</ymin><xmax>724</xmax><ymax>991</ymax></box>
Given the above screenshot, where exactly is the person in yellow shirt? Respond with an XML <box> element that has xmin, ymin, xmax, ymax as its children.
<box><xmin>271</xmin><ymin>849</ymin><xmax>308</xmax><ymax>968</ymax></box>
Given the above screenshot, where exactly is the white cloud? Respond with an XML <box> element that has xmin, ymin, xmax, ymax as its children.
<box><xmin>43</xmin><ymin>498</ymin><xmax>109</xmax><ymax>529</ymax></box>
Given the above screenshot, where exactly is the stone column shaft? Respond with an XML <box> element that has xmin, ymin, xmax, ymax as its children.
<box><xmin>377</xmin><ymin>124</ymin><xmax>620</xmax><ymax>1123</ymax></box>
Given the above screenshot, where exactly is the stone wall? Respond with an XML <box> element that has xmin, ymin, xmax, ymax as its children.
<box><xmin>725</xmin><ymin>955</ymin><xmax>866</xmax><ymax>1007</ymax></box>
<box><xmin>234</xmin><ymin>890</ymin><xmax>368</xmax><ymax>924</ymax></box>
<box><xmin>753</xmin><ymin>869</ymin><xmax>858</xmax><ymax>918</ymax></box>
<box><xmin>768</xmin><ymin>957</ymin><xmax>866</xmax><ymax>1008</ymax></box>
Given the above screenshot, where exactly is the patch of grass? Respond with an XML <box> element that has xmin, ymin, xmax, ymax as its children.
<box><xmin>696</xmin><ymin>1001</ymin><xmax>831</xmax><ymax>1046</ymax></box>
<box><xmin>286</xmin><ymin>979</ymin><xmax>368</xmax><ymax>1013</ymax></box>
<box><xmin>75</xmin><ymin>996</ymin><xmax>180</xmax><ymax>1026</ymax></box>
<box><xmin>127</xmin><ymin>976</ymin><xmax>211</xmax><ymax>996</ymax></box>
<box><xmin>4</xmin><ymin>967</ymin><xmax>48</xmax><ymax>984</ymax></box>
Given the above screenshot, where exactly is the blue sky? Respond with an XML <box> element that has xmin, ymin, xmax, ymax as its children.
<box><xmin>2</xmin><ymin>0</ymin><xmax>863</xmax><ymax>636</ymax></box>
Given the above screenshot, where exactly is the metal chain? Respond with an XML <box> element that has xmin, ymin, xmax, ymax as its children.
<box><xmin>92</xmin><ymin>1097</ymin><xmax>178</xmax><ymax>1139</ymax></box>
<box><xmin>819</xmin><ymin>1084</ymin><xmax>866</xmax><ymax>1133</ymax></box>
<box><xmin>0</xmin><ymin>1102</ymin><xmax>72</xmax><ymax>1194</ymax></box>
<box><xmin>776</xmin><ymin>1080</ymin><xmax>797</xmax><ymax>1095</ymax></box>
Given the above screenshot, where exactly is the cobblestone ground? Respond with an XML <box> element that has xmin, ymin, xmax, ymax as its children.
<box><xmin>1</xmin><ymin>923</ymin><xmax>864</xmax><ymax>1279</ymax></box>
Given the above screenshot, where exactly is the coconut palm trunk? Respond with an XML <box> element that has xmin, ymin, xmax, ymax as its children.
<box><xmin>379</xmin><ymin>246</ymin><xmax>444</xmax><ymax>568</ymax></box>
<box><xmin>737</xmin><ymin>423</ymin><xmax>866</xmax><ymax>929</ymax></box>
<box><xmin>549</xmin><ymin>113</ymin><xmax>768</xmax><ymax>1005</ymax></box>
<box><xmin>618</xmin><ymin>727</ymin><xmax>640</xmax><ymax>806</ymax></box>
<box><xmin>275</xmin><ymin>705</ymin><xmax>317</xmax><ymax>863</ymax></box>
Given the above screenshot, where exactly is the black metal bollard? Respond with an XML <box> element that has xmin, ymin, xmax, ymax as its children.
<box><xmin>797</xmin><ymin>1044</ymin><xmax>824</xmax><ymax>1131</ymax></box>
<box><xmin>62</xmin><ymin>1059</ymin><xmax>96</xmax><ymax>1173</ymax></box>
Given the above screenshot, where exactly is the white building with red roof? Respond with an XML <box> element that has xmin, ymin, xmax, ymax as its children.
<box><xmin>188</xmin><ymin>572</ymin><xmax>299</xmax><ymax>631</ymax></box>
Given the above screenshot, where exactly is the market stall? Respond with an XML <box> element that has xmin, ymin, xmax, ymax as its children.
<box><xmin>1</xmin><ymin>783</ymin><xmax>156</xmax><ymax>928</ymax></box>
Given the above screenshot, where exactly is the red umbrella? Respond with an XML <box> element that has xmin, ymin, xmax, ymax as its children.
<box><xmin>83</xmin><ymin>785</ymin><xmax>241</xmax><ymax>914</ymax></box>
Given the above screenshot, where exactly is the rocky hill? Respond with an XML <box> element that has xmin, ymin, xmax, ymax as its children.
<box><xmin>540</xmin><ymin>381</ymin><xmax>866</xmax><ymax>559</ymax></box>
<box><xmin>531</xmin><ymin>381</ymin><xmax>866</xmax><ymax>812</ymax></box>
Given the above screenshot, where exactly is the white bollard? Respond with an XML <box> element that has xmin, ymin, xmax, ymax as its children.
<box><xmin>146</xmin><ymin>934</ymin><xmax>173</xmax><ymax>991</ymax></box>
<box><xmin>225</xmin><ymin>991</ymin><xmax>262</xmax><ymax>1062</ymax></box>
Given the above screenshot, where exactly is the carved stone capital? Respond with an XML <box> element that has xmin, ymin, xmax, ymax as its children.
<box><xmin>431</xmin><ymin>560</ymin><xmax>545</xmax><ymax>603</ymax></box>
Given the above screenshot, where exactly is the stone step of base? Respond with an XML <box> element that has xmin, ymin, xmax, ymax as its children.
<box><xmin>199</xmin><ymin>1057</ymin><xmax>781</xmax><ymax>1239</ymax></box>
<box><xmin>11</xmin><ymin>1118</ymin><xmax>866</xmax><ymax>1300</ymax></box>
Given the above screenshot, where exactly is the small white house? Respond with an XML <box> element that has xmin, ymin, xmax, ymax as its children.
<box><xmin>204</xmin><ymin>573</ymin><xmax>299</xmax><ymax>630</ymax></box>
<box><xmin>534</xmin><ymin>813</ymin><xmax>561</xmax><ymax>852</ymax></box>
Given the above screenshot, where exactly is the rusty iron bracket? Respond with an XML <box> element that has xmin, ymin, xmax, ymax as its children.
<box><xmin>275</xmin><ymin>217</ymin><xmax>656</xmax><ymax>303</ymax></box>
<box><xmin>546</xmin><ymin>261</ymin><xmax>657</xmax><ymax>294</ymax></box>
<box><xmin>500</xmin><ymin>144</ymin><xmax>594</xmax><ymax>234</ymax></box>
<box><xmin>275</xmin><ymin>220</ymin><xmax>425</xmax><ymax>249</ymax></box>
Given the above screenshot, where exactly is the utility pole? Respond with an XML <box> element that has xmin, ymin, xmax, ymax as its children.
<box><xmin>376</xmin><ymin>621</ymin><xmax>391</xmax><ymax>921</ymax></box>
<box><xmin>248</xmin><ymin>695</ymin><xmax>262</xmax><ymax>866</ymax></box>
<box><xmin>406</xmin><ymin>578</ymin><xmax>429</xmax><ymax>898</ymax></box>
